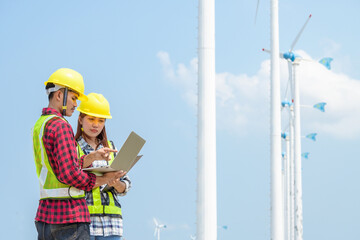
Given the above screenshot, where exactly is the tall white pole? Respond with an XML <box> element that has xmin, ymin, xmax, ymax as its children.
<box><xmin>285</xmin><ymin>137</ymin><xmax>291</xmax><ymax>240</ymax></box>
<box><xmin>197</xmin><ymin>0</ymin><xmax>217</xmax><ymax>239</ymax></box>
<box><xmin>289</xmin><ymin>106</ymin><xmax>295</xmax><ymax>240</ymax></box>
<box><xmin>270</xmin><ymin>0</ymin><xmax>284</xmax><ymax>239</ymax></box>
<box><xmin>293</xmin><ymin>62</ymin><xmax>303</xmax><ymax>240</ymax></box>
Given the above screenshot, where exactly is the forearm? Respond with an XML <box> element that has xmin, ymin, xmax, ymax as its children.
<box><xmin>51</xmin><ymin>154</ymin><xmax>96</xmax><ymax>191</ymax></box>
<box><xmin>83</xmin><ymin>152</ymin><xmax>97</xmax><ymax>168</ymax></box>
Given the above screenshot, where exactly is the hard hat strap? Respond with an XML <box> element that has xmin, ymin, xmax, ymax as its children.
<box><xmin>62</xmin><ymin>87</ymin><xmax>68</xmax><ymax>116</ymax></box>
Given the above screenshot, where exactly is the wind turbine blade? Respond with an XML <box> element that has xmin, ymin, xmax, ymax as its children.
<box><xmin>254</xmin><ymin>0</ymin><xmax>260</xmax><ymax>24</ymax></box>
<box><xmin>154</xmin><ymin>228</ymin><xmax>158</xmax><ymax>237</ymax></box>
<box><xmin>300</xmin><ymin>58</ymin><xmax>314</xmax><ymax>62</ymax></box>
<box><xmin>290</xmin><ymin>14</ymin><xmax>312</xmax><ymax>52</ymax></box>
<box><xmin>262</xmin><ymin>48</ymin><xmax>287</xmax><ymax>60</ymax></box>
<box><xmin>306</xmin><ymin>133</ymin><xmax>317</xmax><ymax>141</ymax></box>
<box><xmin>262</xmin><ymin>48</ymin><xmax>271</xmax><ymax>53</ymax></box>
<box><xmin>313</xmin><ymin>102</ymin><xmax>326</xmax><ymax>112</ymax></box>
<box><xmin>262</xmin><ymin>48</ymin><xmax>284</xmax><ymax>59</ymax></box>
<box><xmin>153</xmin><ymin>218</ymin><xmax>158</xmax><ymax>226</ymax></box>
<box><xmin>301</xmin><ymin>152</ymin><xmax>310</xmax><ymax>159</ymax></box>
<box><xmin>319</xmin><ymin>57</ymin><xmax>333</xmax><ymax>70</ymax></box>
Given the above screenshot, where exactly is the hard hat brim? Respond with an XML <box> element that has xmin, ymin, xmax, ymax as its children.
<box><xmin>77</xmin><ymin>93</ymin><xmax>88</xmax><ymax>102</ymax></box>
<box><xmin>44</xmin><ymin>81</ymin><xmax>88</xmax><ymax>101</ymax></box>
<box><xmin>76</xmin><ymin>109</ymin><xmax>112</xmax><ymax>119</ymax></box>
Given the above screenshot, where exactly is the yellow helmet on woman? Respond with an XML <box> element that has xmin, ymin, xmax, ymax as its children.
<box><xmin>77</xmin><ymin>93</ymin><xmax>112</xmax><ymax>119</ymax></box>
<box><xmin>44</xmin><ymin>68</ymin><xmax>87</xmax><ymax>101</ymax></box>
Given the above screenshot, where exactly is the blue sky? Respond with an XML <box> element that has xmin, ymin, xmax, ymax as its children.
<box><xmin>1</xmin><ymin>1</ymin><xmax>360</xmax><ymax>239</ymax></box>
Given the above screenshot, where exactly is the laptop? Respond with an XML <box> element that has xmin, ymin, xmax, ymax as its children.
<box><xmin>83</xmin><ymin>131</ymin><xmax>146</xmax><ymax>174</ymax></box>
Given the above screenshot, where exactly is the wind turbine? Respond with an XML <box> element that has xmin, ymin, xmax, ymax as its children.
<box><xmin>281</xmin><ymin>14</ymin><xmax>312</xmax><ymax>240</ymax></box>
<box><xmin>153</xmin><ymin>218</ymin><xmax>167</xmax><ymax>240</ymax></box>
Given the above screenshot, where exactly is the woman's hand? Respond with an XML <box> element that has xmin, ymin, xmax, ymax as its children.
<box><xmin>84</xmin><ymin>148</ymin><xmax>117</xmax><ymax>166</ymax></box>
<box><xmin>93</xmin><ymin>147</ymin><xmax>117</xmax><ymax>161</ymax></box>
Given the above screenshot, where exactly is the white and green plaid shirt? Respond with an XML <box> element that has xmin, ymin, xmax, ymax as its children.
<box><xmin>77</xmin><ymin>136</ymin><xmax>131</xmax><ymax>237</ymax></box>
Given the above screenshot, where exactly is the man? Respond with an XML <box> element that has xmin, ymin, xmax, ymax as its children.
<box><xmin>33</xmin><ymin>68</ymin><xmax>125</xmax><ymax>240</ymax></box>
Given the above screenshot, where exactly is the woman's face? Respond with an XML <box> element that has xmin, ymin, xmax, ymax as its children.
<box><xmin>80</xmin><ymin>115</ymin><xmax>106</xmax><ymax>138</ymax></box>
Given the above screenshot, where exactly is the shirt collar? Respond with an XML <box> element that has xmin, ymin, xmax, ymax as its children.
<box><xmin>42</xmin><ymin>107</ymin><xmax>63</xmax><ymax>117</ymax></box>
<box><xmin>77</xmin><ymin>136</ymin><xmax>104</xmax><ymax>152</ymax></box>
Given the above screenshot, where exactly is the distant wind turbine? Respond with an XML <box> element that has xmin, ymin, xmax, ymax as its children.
<box><xmin>282</xmin><ymin>15</ymin><xmax>313</xmax><ymax>240</ymax></box>
<box><xmin>153</xmin><ymin>218</ymin><xmax>167</xmax><ymax>240</ymax></box>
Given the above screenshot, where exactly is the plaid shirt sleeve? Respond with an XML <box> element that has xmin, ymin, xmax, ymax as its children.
<box><xmin>43</xmin><ymin>117</ymin><xmax>95</xmax><ymax>191</ymax></box>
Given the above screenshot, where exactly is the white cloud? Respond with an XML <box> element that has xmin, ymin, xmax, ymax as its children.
<box><xmin>157</xmin><ymin>50</ymin><xmax>360</xmax><ymax>139</ymax></box>
<box><xmin>157</xmin><ymin>51</ymin><xmax>198</xmax><ymax>107</ymax></box>
<box><xmin>294</xmin><ymin>50</ymin><xmax>360</xmax><ymax>139</ymax></box>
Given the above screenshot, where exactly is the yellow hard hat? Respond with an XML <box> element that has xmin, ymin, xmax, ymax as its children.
<box><xmin>44</xmin><ymin>68</ymin><xmax>87</xmax><ymax>101</ymax></box>
<box><xmin>77</xmin><ymin>93</ymin><xmax>112</xmax><ymax>119</ymax></box>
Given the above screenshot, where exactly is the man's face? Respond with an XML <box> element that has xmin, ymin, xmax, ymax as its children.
<box><xmin>65</xmin><ymin>91</ymin><xmax>79</xmax><ymax>117</ymax></box>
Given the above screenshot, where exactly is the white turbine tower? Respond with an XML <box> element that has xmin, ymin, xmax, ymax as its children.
<box><xmin>197</xmin><ymin>0</ymin><xmax>217</xmax><ymax>239</ymax></box>
<box><xmin>286</xmin><ymin>15</ymin><xmax>312</xmax><ymax>240</ymax></box>
<box><xmin>153</xmin><ymin>218</ymin><xmax>166</xmax><ymax>240</ymax></box>
<box><xmin>269</xmin><ymin>0</ymin><xmax>284</xmax><ymax>239</ymax></box>
<box><xmin>257</xmin><ymin>1</ymin><xmax>284</xmax><ymax>237</ymax></box>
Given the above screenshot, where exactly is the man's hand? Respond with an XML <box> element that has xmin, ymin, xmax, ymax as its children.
<box><xmin>93</xmin><ymin>170</ymin><xmax>126</xmax><ymax>189</ymax></box>
<box><xmin>104</xmin><ymin>171</ymin><xmax>127</xmax><ymax>184</ymax></box>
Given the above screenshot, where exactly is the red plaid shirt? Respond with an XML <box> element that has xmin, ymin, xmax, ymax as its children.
<box><xmin>35</xmin><ymin>108</ymin><xmax>96</xmax><ymax>224</ymax></box>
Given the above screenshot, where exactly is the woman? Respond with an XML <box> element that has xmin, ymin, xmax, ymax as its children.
<box><xmin>75</xmin><ymin>93</ymin><xmax>131</xmax><ymax>240</ymax></box>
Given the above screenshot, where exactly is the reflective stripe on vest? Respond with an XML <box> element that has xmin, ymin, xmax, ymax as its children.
<box><xmin>77</xmin><ymin>141</ymin><xmax>122</xmax><ymax>216</ymax></box>
<box><xmin>33</xmin><ymin>115</ymin><xmax>85</xmax><ymax>200</ymax></box>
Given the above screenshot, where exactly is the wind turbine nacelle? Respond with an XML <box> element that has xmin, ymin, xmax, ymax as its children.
<box><xmin>281</xmin><ymin>100</ymin><xmax>292</xmax><ymax>107</ymax></box>
<box><xmin>281</xmin><ymin>132</ymin><xmax>288</xmax><ymax>139</ymax></box>
<box><xmin>283</xmin><ymin>51</ymin><xmax>300</xmax><ymax>62</ymax></box>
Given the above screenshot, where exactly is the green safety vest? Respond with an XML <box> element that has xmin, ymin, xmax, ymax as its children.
<box><xmin>32</xmin><ymin>114</ymin><xmax>85</xmax><ymax>200</ymax></box>
<box><xmin>77</xmin><ymin>141</ymin><xmax>122</xmax><ymax>217</ymax></box>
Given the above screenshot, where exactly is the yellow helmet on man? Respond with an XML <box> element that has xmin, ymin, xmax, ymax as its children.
<box><xmin>44</xmin><ymin>68</ymin><xmax>87</xmax><ymax>101</ymax></box>
<box><xmin>77</xmin><ymin>93</ymin><xmax>112</xmax><ymax>119</ymax></box>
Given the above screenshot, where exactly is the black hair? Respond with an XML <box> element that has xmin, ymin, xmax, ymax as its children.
<box><xmin>45</xmin><ymin>82</ymin><xmax>56</xmax><ymax>100</ymax></box>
